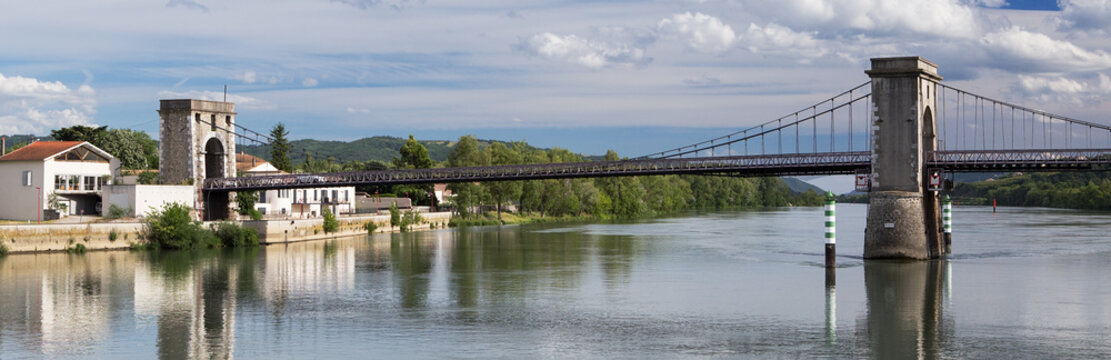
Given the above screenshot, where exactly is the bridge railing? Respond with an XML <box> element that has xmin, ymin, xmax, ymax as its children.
<box><xmin>203</xmin><ymin>152</ymin><xmax>872</xmax><ymax>191</ymax></box>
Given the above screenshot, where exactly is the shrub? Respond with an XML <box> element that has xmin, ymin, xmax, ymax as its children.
<box><xmin>143</xmin><ymin>202</ymin><xmax>218</xmax><ymax>250</ymax></box>
<box><xmin>137</xmin><ymin>171</ymin><xmax>160</xmax><ymax>185</ymax></box>
<box><xmin>322</xmin><ymin>208</ymin><xmax>339</xmax><ymax>233</ymax></box>
<box><xmin>248</xmin><ymin>208</ymin><xmax>263</xmax><ymax>221</ymax></box>
<box><xmin>237</xmin><ymin>191</ymin><xmax>258</xmax><ymax>216</ymax></box>
<box><xmin>109</xmin><ymin>229</ymin><xmax>119</xmax><ymax>242</ymax></box>
<box><xmin>107</xmin><ymin>204</ymin><xmax>129</xmax><ymax>219</ymax></box>
<box><xmin>69</xmin><ymin>243</ymin><xmax>87</xmax><ymax>254</ymax></box>
<box><xmin>399</xmin><ymin>209</ymin><xmax>423</xmax><ymax>232</ymax></box>
<box><xmin>364</xmin><ymin>221</ymin><xmax>378</xmax><ymax>235</ymax></box>
<box><xmin>0</xmin><ymin>243</ymin><xmax>8</xmax><ymax>257</ymax></box>
<box><xmin>389</xmin><ymin>203</ymin><xmax>400</xmax><ymax>228</ymax></box>
<box><xmin>212</xmin><ymin>222</ymin><xmax>259</xmax><ymax>247</ymax></box>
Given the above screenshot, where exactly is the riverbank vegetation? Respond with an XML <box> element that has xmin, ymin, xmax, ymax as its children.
<box><xmin>140</xmin><ymin>203</ymin><xmax>259</xmax><ymax>250</ymax></box>
<box><xmin>953</xmin><ymin>171</ymin><xmax>1111</xmax><ymax>210</ymax></box>
<box><xmin>437</xmin><ymin>135</ymin><xmax>827</xmax><ymax>225</ymax></box>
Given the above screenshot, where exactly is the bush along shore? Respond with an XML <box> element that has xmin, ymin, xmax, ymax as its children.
<box><xmin>137</xmin><ymin>203</ymin><xmax>259</xmax><ymax>250</ymax></box>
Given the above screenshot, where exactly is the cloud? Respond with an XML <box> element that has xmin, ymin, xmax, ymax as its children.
<box><xmin>657</xmin><ymin>12</ymin><xmax>737</xmax><ymax>54</ymax></box>
<box><xmin>683</xmin><ymin>75</ymin><xmax>723</xmax><ymax>87</ymax></box>
<box><xmin>0</xmin><ymin>73</ymin><xmax>97</xmax><ymax>134</ymax></box>
<box><xmin>1010</xmin><ymin>73</ymin><xmax>1111</xmax><ymax>105</ymax></box>
<box><xmin>236</xmin><ymin>71</ymin><xmax>257</xmax><ymax>84</ymax></box>
<box><xmin>156</xmin><ymin>90</ymin><xmax>274</xmax><ymax>110</ymax></box>
<box><xmin>981</xmin><ymin>26</ymin><xmax>1111</xmax><ymax>72</ymax></box>
<box><xmin>1057</xmin><ymin>0</ymin><xmax>1111</xmax><ymax>32</ymax></box>
<box><xmin>166</xmin><ymin>0</ymin><xmax>209</xmax><ymax>13</ymax></box>
<box><xmin>517</xmin><ymin>29</ymin><xmax>652</xmax><ymax>69</ymax></box>
<box><xmin>331</xmin><ymin>0</ymin><xmax>425</xmax><ymax>10</ymax></box>
<box><xmin>737</xmin><ymin>0</ymin><xmax>983</xmax><ymax>39</ymax></box>
<box><xmin>347</xmin><ymin>107</ymin><xmax>371</xmax><ymax>114</ymax></box>
<box><xmin>302</xmin><ymin>77</ymin><xmax>318</xmax><ymax>87</ymax></box>
<box><xmin>740</xmin><ymin>23</ymin><xmax>827</xmax><ymax>61</ymax></box>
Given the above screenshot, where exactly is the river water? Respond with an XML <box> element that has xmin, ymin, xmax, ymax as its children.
<box><xmin>2</xmin><ymin>204</ymin><xmax>1110</xmax><ymax>359</ymax></box>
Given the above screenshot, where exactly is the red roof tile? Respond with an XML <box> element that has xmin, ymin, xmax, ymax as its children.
<box><xmin>236</xmin><ymin>153</ymin><xmax>268</xmax><ymax>172</ymax></box>
<box><xmin>0</xmin><ymin>141</ymin><xmax>85</xmax><ymax>161</ymax></box>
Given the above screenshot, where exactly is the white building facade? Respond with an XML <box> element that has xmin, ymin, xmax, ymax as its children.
<box><xmin>237</xmin><ymin>153</ymin><xmax>356</xmax><ymax>218</ymax></box>
<box><xmin>0</xmin><ymin>141</ymin><xmax>120</xmax><ymax>221</ymax></box>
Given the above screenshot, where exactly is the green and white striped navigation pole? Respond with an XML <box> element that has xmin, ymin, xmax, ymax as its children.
<box><xmin>825</xmin><ymin>191</ymin><xmax>836</xmax><ymax>268</ymax></box>
<box><xmin>943</xmin><ymin>195</ymin><xmax>953</xmax><ymax>254</ymax></box>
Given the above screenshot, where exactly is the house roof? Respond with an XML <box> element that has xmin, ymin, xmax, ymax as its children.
<box><xmin>236</xmin><ymin>153</ymin><xmax>266</xmax><ymax>172</ymax></box>
<box><xmin>236</xmin><ymin>153</ymin><xmax>287</xmax><ymax>174</ymax></box>
<box><xmin>0</xmin><ymin>141</ymin><xmax>106</xmax><ymax>162</ymax></box>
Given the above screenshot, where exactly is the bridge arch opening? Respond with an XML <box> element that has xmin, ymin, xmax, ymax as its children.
<box><xmin>205</xmin><ymin>137</ymin><xmax>225</xmax><ymax>179</ymax></box>
<box><xmin>921</xmin><ymin>106</ymin><xmax>943</xmax><ymax>257</ymax></box>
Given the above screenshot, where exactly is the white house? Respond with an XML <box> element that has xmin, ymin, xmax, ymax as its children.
<box><xmin>0</xmin><ymin>141</ymin><xmax>120</xmax><ymax>221</ymax></box>
<box><xmin>236</xmin><ymin>153</ymin><xmax>356</xmax><ymax>218</ymax></box>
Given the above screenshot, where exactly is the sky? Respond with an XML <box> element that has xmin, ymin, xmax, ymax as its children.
<box><xmin>2</xmin><ymin>0</ymin><xmax>1110</xmax><ymax>170</ymax></box>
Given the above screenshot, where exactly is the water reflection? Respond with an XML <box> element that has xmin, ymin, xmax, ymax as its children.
<box><xmin>859</xmin><ymin>260</ymin><xmax>953</xmax><ymax>360</ymax></box>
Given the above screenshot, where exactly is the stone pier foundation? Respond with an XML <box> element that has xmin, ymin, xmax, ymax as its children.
<box><xmin>865</xmin><ymin>191</ymin><xmax>930</xmax><ymax>259</ymax></box>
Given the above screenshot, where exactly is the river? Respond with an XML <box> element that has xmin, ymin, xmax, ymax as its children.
<box><xmin>1</xmin><ymin>204</ymin><xmax>1110</xmax><ymax>359</ymax></box>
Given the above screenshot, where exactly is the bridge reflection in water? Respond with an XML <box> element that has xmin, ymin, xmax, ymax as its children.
<box><xmin>857</xmin><ymin>260</ymin><xmax>953</xmax><ymax>360</ymax></box>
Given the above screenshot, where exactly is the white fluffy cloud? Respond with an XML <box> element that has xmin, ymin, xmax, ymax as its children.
<box><xmin>0</xmin><ymin>73</ymin><xmax>97</xmax><ymax>134</ymax></box>
<box><xmin>1058</xmin><ymin>0</ymin><xmax>1111</xmax><ymax>32</ymax></box>
<box><xmin>1011</xmin><ymin>73</ymin><xmax>1111</xmax><ymax>105</ymax></box>
<box><xmin>657</xmin><ymin>12</ymin><xmax>737</xmax><ymax>54</ymax></box>
<box><xmin>737</xmin><ymin>0</ymin><xmax>983</xmax><ymax>39</ymax></box>
<box><xmin>302</xmin><ymin>77</ymin><xmax>318</xmax><ymax>87</ymax></box>
<box><xmin>740</xmin><ymin>23</ymin><xmax>827</xmax><ymax>61</ymax></box>
<box><xmin>981</xmin><ymin>26</ymin><xmax>1111</xmax><ymax>72</ymax></box>
<box><xmin>518</xmin><ymin>31</ymin><xmax>651</xmax><ymax>69</ymax></box>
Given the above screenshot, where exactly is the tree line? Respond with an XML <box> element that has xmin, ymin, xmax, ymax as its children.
<box><xmin>952</xmin><ymin>171</ymin><xmax>1111</xmax><ymax>210</ymax></box>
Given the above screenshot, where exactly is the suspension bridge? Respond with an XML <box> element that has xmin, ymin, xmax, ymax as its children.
<box><xmin>181</xmin><ymin>56</ymin><xmax>1111</xmax><ymax>260</ymax></box>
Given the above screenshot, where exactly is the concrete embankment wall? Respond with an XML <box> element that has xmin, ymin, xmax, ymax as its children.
<box><xmin>0</xmin><ymin>212</ymin><xmax>454</xmax><ymax>254</ymax></box>
<box><xmin>0</xmin><ymin>223</ymin><xmax>145</xmax><ymax>253</ymax></box>
<box><xmin>241</xmin><ymin>212</ymin><xmax>452</xmax><ymax>245</ymax></box>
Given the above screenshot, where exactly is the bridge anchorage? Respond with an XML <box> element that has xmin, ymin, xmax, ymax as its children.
<box><xmin>185</xmin><ymin>56</ymin><xmax>1111</xmax><ymax>260</ymax></box>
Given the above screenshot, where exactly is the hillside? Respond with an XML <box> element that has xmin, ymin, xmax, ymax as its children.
<box><xmin>782</xmin><ymin>177</ymin><xmax>825</xmax><ymax>194</ymax></box>
<box><xmin>242</xmin><ymin>136</ymin><xmax>472</xmax><ymax>164</ymax></box>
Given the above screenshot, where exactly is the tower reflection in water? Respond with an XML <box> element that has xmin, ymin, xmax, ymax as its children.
<box><xmin>858</xmin><ymin>260</ymin><xmax>953</xmax><ymax>359</ymax></box>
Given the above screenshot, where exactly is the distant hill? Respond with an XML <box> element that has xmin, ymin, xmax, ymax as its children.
<box><xmin>782</xmin><ymin>177</ymin><xmax>825</xmax><ymax>194</ymax></box>
<box><xmin>239</xmin><ymin>136</ymin><xmax>589</xmax><ymax>165</ymax></box>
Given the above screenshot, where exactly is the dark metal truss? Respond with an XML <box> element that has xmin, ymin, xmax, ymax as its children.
<box><xmin>203</xmin><ymin>152</ymin><xmax>872</xmax><ymax>192</ymax></box>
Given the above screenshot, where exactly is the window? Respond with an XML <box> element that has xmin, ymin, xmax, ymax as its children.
<box><xmin>210</xmin><ymin>114</ymin><xmax>217</xmax><ymax>131</ymax></box>
<box><xmin>314</xmin><ymin>190</ymin><xmax>318</xmax><ymax>202</ymax></box>
<box><xmin>55</xmin><ymin>175</ymin><xmax>65</xmax><ymax>190</ymax></box>
<box><xmin>225</xmin><ymin>115</ymin><xmax>232</xmax><ymax>127</ymax></box>
<box><xmin>259</xmin><ymin>191</ymin><xmax>268</xmax><ymax>203</ymax></box>
<box><xmin>281</xmin><ymin>208</ymin><xmax>287</xmax><ymax>215</ymax></box>
<box><xmin>293</xmin><ymin>191</ymin><xmax>298</xmax><ymax>203</ymax></box>
<box><xmin>84</xmin><ymin>176</ymin><xmax>96</xmax><ymax>191</ymax></box>
<box><xmin>22</xmin><ymin>170</ymin><xmax>32</xmax><ymax>186</ymax></box>
<box><xmin>332</xmin><ymin>190</ymin><xmax>338</xmax><ymax>203</ymax></box>
<box><xmin>195</xmin><ymin>113</ymin><xmax>201</xmax><ymax>123</ymax></box>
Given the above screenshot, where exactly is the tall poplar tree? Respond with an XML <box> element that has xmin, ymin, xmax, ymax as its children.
<box><xmin>269</xmin><ymin>123</ymin><xmax>292</xmax><ymax>172</ymax></box>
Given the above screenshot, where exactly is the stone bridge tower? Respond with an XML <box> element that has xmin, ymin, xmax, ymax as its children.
<box><xmin>865</xmin><ymin>57</ymin><xmax>944</xmax><ymax>259</ymax></box>
<box><xmin>158</xmin><ymin>99</ymin><xmax>238</xmax><ymax>220</ymax></box>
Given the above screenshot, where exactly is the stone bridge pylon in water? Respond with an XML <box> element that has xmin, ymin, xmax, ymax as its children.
<box><xmin>864</xmin><ymin>57</ymin><xmax>945</xmax><ymax>260</ymax></box>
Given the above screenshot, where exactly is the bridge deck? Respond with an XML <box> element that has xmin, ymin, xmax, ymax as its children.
<box><xmin>202</xmin><ymin>149</ymin><xmax>1111</xmax><ymax>192</ymax></box>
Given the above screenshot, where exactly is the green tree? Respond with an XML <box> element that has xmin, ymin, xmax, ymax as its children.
<box><xmin>485</xmin><ymin>142</ymin><xmax>522</xmax><ymax>220</ymax></box>
<box><xmin>389</xmin><ymin>203</ymin><xmax>401</xmax><ymax>229</ymax></box>
<box><xmin>447</xmin><ymin>135</ymin><xmax>490</xmax><ymax>217</ymax></box>
<box><xmin>322</xmin><ymin>208</ymin><xmax>338</xmax><ymax>233</ymax></box>
<box><xmin>394</xmin><ymin>134</ymin><xmax>433</xmax><ymax>169</ymax></box>
<box><xmin>270</xmin><ymin>122</ymin><xmax>293</xmax><ymax>172</ymax></box>
<box><xmin>51</xmin><ymin>125</ymin><xmax>107</xmax><ymax>143</ymax></box>
<box><xmin>236</xmin><ymin>191</ymin><xmax>258</xmax><ymax>216</ymax></box>
<box><xmin>100</xmin><ymin>129</ymin><xmax>149</xmax><ymax>169</ymax></box>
